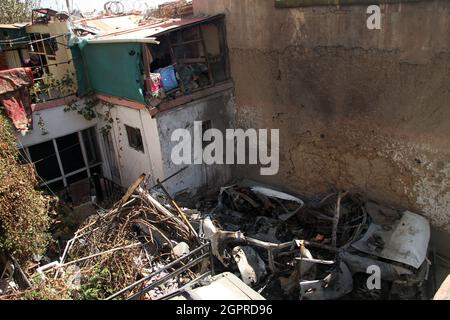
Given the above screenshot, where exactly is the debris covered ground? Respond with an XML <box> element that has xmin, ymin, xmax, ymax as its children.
<box><xmin>200</xmin><ymin>181</ymin><xmax>431</xmax><ymax>300</ymax></box>
<box><xmin>0</xmin><ymin>175</ymin><xmax>435</xmax><ymax>300</ymax></box>
<box><xmin>1</xmin><ymin>174</ymin><xmax>207</xmax><ymax>300</ymax></box>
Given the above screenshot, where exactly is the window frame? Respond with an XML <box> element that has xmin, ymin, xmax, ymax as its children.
<box><xmin>124</xmin><ymin>124</ymin><xmax>145</xmax><ymax>153</ymax></box>
<box><xmin>18</xmin><ymin>126</ymin><xmax>102</xmax><ymax>190</ymax></box>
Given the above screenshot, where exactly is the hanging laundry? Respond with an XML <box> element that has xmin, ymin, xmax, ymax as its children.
<box><xmin>0</xmin><ymin>67</ymin><xmax>34</xmax><ymax>133</ymax></box>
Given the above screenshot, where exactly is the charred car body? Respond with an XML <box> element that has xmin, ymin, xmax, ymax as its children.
<box><xmin>199</xmin><ymin>181</ymin><xmax>431</xmax><ymax>300</ymax></box>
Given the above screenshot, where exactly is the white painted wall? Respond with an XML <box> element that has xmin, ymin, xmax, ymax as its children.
<box><xmin>140</xmin><ymin>109</ymin><xmax>165</xmax><ymax>184</ymax></box>
<box><xmin>17</xmin><ymin>104</ymin><xmax>98</xmax><ymax>147</ymax></box>
<box><xmin>106</xmin><ymin>105</ymin><xmax>158</xmax><ymax>188</ymax></box>
<box><xmin>104</xmin><ymin>89</ymin><xmax>235</xmax><ymax>198</ymax></box>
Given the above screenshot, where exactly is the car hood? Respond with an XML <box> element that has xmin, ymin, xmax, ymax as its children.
<box><xmin>351</xmin><ymin>210</ymin><xmax>430</xmax><ymax>269</ymax></box>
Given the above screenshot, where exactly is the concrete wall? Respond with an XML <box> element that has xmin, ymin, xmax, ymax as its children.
<box><xmin>16</xmin><ymin>101</ymin><xmax>163</xmax><ymax>193</ymax></box>
<box><xmin>194</xmin><ymin>0</ymin><xmax>450</xmax><ymax>234</ymax></box>
<box><xmin>155</xmin><ymin>89</ymin><xmax>235</xmax><ymax>199</ymax></box>
<box><xmin>104</xmin><ymin>89</ymin><xmax>235</xmax><ymax>198</ymax></box>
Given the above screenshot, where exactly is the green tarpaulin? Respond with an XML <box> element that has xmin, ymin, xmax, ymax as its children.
<box><xmin>72</xmin><ymin>41</ymin><xmax>145</xmax><ymax>103</ymax></box>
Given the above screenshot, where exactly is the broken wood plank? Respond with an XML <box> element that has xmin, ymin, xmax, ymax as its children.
<box><xmin>199</xmin><ymin>25</ymin><xmax>215</xmax><ymax>86</ymax></box>
<box><xmin>171</xmin><ymin>39</ymin><xmax>202</xmax><ymax>47</ymax></box>
<box><xmin>116</xmin><ymin>173</ymin><xmax>146</xmax><ymax>213</ymax></box>
<box><xmin>59</xmin><ymin>242</ymin><xmax>142</xmax><ymax>268</ymax></box>
<box><xmin>156</xmin><ymin>179</ymin><xmax>200</xmax><ymax>244</ymax></box>
<box><xmin>136</xmin><ymin>186</ymin><xmax>190</xmax><ymax>234</ymax></box>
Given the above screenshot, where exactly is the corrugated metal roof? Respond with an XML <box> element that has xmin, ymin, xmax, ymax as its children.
<box><xmin>92</xmin><ymin>15</ymin><xmax>222</xmax><ymax>41</ymax></box>
<box><xmin>78</xmin><ymin>15</ymin><xmax>144</xmax><ymax>34</ymax></box>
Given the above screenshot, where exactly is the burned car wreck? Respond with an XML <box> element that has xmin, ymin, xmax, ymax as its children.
<box><xmin>198</xmin><ymin>181</ymin><xmax>431</xmax><ymax>300</ymax></box>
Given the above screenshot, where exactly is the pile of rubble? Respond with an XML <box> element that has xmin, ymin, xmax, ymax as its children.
<box><xmin>1</xmin><ymin>174</ymin><xmax>207</xmax><ymax>300</ymax></box>
<box><xmin>0</xmin><ymin>177</ymin><xmax>433</xmax><ymax>300</ymax></box>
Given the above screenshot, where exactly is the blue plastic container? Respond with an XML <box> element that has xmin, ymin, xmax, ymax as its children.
<box><xmin>156</xmin><ymin>65</ymin><xmax>178</xmax><ymax>92</ymax></box>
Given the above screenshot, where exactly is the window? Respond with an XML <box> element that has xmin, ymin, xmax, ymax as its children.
<box><xmin>42</xmin><ymin>33</ymin><xmax>58</xmax><ymax>58</ymax></box>
<box><xmin>82</xmin><ymin>127</ymin><xmax>101</xmax><ymax>165</ymax></box>
<box><xmin>125</xmin><ymin>125</ymin><xmax>144</xmax><ymax>152</ymax></box>
<box><xmin>21</xmin><ymin>127</ymin><xmax>102</xmax><ymax>193</ymax></box>
<box><xmin>56</xmin><ymin>132</ymin><xmax>85</xmax><ymax>173</ymax></box>
<box><xmin>28</xmin><ymin>140</ymin><xmax>62</xmax><ymax>181</ymax></box>
<box><xmin>145</xmin><ymin>16</ymin><xmax>230</xmax><ymax>102</ymax></box>
<box><xmin>30</xmin><ymin>33</ymin><xmax>58</xmax><ymax>62</ymax></box>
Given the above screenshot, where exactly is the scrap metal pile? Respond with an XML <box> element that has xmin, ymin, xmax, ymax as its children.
<box><xmin>199</xmin><ymin>181</ymin><xmax>431</xmax><ymax>300</ymax></box>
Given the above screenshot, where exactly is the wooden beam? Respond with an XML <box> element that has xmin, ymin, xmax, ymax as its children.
<box><xmin>199</xmin><ymin>25</ymin><xmax>215</xmax><ymax>87</ymax></box>
<box><xmin>165</xmin><ymin>34</ymin><xmax>186</xmax><ymax>94</ymax></box>
<box><xmin>171</xmin><ymin>39</ymin><xmax>203</xmax><ymax>47</ymax></box>
<box><xmin>149</xmin><ymin>81</ymin><xmax>234</xmax><ymax>117</ymax></box>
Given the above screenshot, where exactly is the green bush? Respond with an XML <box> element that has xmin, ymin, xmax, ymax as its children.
<box><xmin>78</xmin><ymin>265</ymin><xmax>114</xmax><ymax>300</ymax></box>
<box><xmin>0</xmin><ymin>114</ymin><xmax>51</xmax><ymax>263</ymax></box>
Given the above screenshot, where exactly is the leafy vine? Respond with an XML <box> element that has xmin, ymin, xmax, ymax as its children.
<box><xmin>64</xmin><ymin>93</ymin><xmax>115</xmax><ymax>136</ymax></box>
<box><xmin>30</xmin><ymin>72</ymin><xmax>76</xmax><ymax>103</ymax></box>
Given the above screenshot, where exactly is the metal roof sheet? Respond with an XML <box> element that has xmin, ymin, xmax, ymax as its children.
<box><xmin>78</xmin><ymin>14</ymin><xmax>144</xmax><ymax>33</ymax></box>
<box><xmin>92</xmin><ymin>15</ymin><xmax>222</xmax><ymax>41</ymax></box>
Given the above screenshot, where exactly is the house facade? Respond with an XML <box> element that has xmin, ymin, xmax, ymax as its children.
<box><xmin>5</xmin><ymin>9</ymin><xmax>235</xmax><ymax>204</ymax></box>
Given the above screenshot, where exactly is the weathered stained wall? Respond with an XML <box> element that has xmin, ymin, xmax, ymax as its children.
<box><xmin>103</xmin><ymin>89</ymin><xmax>235</xmax><ymax>197</ymax></box>
<box><xmin>17</xmin><ymin>103</ymin><xmax>97</xmax><ymax>147</ymax></box>
<box><xmin>156</xmin><ymin>89</ymin><xmax>235</xmax><ymax>198</ymax></box>
<box><xmin>194</xmin><ymin>0</ymin><xmax>450</xmax><ymax>233</ymax></box>
<box><xmin>26</xmin><ymin>21</ymin><xmax>76</xmax><ymax>86</ymax></box>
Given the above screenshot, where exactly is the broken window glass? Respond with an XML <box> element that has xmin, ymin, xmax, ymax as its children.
<box><xmin>42</xmin><ymin>33</ymin><xmax>58</xmax><ymax>59</ymax></box>
<box><xmin>45</xmin><ymin>180</ymin><xmax>65</xmax><ymax>193</ymax></box>
<box><xmin>146</xmin><ymin>17</ymin><xmax>229</xmax><ymax>102</ymax></box>
<box><xmin>82</xmin><ymin>127</ymin><xmax>101</xmax><ymax>165</ymax></box>
<box><xmin>28</xmin><ymin>140</ymin><xmax>62</xmax><ymax>181</ymax></box>
<box><xmin>56</xmin><ymin>132</ymin><xmax>85</xmax><ymax>173</ymax></box>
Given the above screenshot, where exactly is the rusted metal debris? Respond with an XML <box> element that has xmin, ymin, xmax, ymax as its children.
<box><xmin>200</xmin><ymin>181</ymin><xmax>431</xmax><ymax>300</ymax></box>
